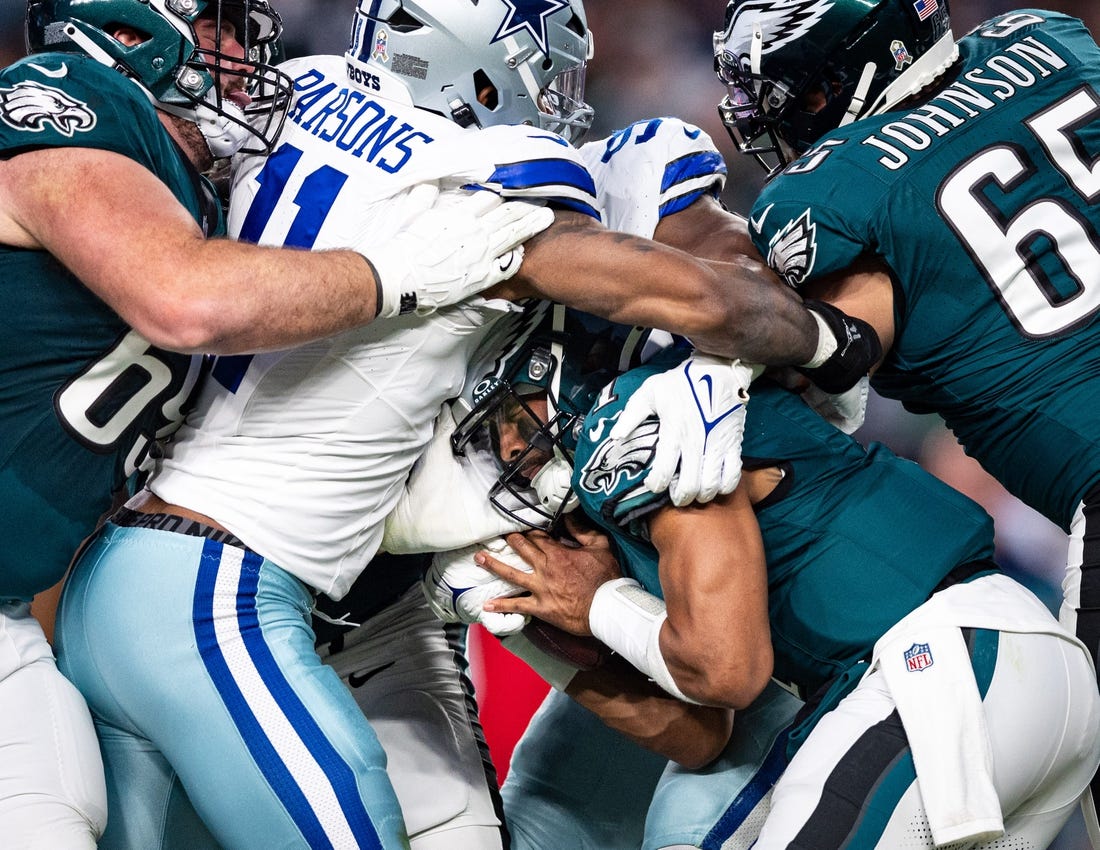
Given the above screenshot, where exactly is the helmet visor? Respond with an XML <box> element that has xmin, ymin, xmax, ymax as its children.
<box><xmin>714</xmin><ymin>45</ymin><xmax>793</xmax><ymax>175</ymax></box>
<box><xmin>539</xmin><ymin>65</ymin><xmax>594</xmax><ymax>144</ymax></box>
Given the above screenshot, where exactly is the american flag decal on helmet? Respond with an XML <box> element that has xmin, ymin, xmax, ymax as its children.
<box><xmin>913</xmin><ymin>0</ymin><xmax>938</xmax><ymax>22</ymax></box>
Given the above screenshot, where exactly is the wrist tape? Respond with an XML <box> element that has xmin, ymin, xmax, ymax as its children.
<box><xmin>588</xmin><ymin>578</ymin><xmax>699</xmax><ymax>704</ymax></box>
<box><xmin>800</xmin><ymin>307</ymin><xmax>839</xmax><ymax>369</ymax></box>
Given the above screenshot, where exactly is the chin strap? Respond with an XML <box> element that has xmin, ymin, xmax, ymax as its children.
<box><xmin>750</xmin><ymin>22</ymin><xmax>764</xmax><ymax>89</ymax></box>
<box><xmin>186</xmin><ymin>94</ymin><xmax>252</xmax><ymax>159</ymax></box>
<box><xmin>59</xmin><ymin>23</ymin><xmax>115</xmax><ymax>68</ymax></box>
<box><xmin>840</xmin><ymin>61</ymin><xmax>878</xmax><ymax>128</ymax></box>
<box><xmin>530</xmin><ymin>449</ymin><xmax>579</xmax><ymax>516</ymax></box>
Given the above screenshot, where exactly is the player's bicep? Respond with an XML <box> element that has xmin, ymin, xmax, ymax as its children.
<box><xmin>653</xmin><ymin>194</ymin><xmax>761</xmax><ymax>263</ymax></box>
<box><xmin>649</xmin><ymin>488</ymin><xmax>772</xmax><ymax>706</ymax></box>
<box><xmin>1</xmin><ymin>145</ymin><xmax>204</xmax><ymax>282</ymax></box>
<box><xmin>802</xmin><ymin>258</ymin><xmax>897</xmax><ymax>360</ymax></box>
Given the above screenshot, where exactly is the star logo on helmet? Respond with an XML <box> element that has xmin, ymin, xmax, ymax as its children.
<box><xmin>492</xmin><ymin>0</ymin><xmax>569</xmax><ymax>57</ymax></box>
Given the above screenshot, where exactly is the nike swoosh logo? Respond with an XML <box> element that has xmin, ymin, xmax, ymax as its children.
<box><xmin>750</xmin><ymin>203</ymin><xmax>774</xmax><ymax>233</ymax></box>
<box><xmin>699</xmin><ymin>374</ymin><xmax>715</xmax><ymax>408</ymax></box>
<box><xmin>28</xmin><ymin>62</ymin><xmax>68</xmax><ymax>79</ymax></box>
<box><xmin>348</xmin><ymin>660</ymin><xmax>397</xmax><ymax>688</ymax></box>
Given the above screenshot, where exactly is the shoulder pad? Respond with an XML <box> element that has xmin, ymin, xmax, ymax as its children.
<box><xmin>580</xmin><ymin>117</ymin><xmax>727</xmax><ymax>237</ymax></box>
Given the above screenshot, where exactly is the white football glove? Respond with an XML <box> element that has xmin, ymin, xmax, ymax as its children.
<box><xmin>801</xmin><ymin>375</ymin><xmax>869</xmax><ymax>435</ymax></box>
<box><xmin>610</xmin><ymin>354</ymin><xmax>759</xmax><ymax>507</ymax></box>
<box><xmin>361</xmin><ymin>183</ymin><xmax>555</xmax><ymax>318</ymax></box>
<box><xmin>422</xmin><ymin>537</ymin><xmax>532</xmax><ymax>636</ymax></box>
<box><xmin>383</xmin><ymin>406</ymin><xmax>529</xmax><ymax>554</ymax></box>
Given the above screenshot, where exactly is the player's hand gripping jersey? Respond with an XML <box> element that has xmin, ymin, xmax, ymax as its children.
<box><xmin>748</xmin><ymin>10</ymin><xmax>1100</xmax><ymax>530</ymax></box>
<box><xmin>0</xmin><ymin>54</ymin><xmax>214</xmax><ymax>597</ymax></box>
<box><xmin>150</xmin><ymin>55</ymin><xmax>599</xmax><ymax>599</ymax></box>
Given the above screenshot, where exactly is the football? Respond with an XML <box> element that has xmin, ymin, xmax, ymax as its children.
<box><xmin>522</xmin><ymin>617</ymin><xmax>612</xmax><ymax>671</ymax></box>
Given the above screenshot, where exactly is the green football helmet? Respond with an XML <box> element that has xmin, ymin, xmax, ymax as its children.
<box><xmin>451</xmin><ymin>301</ymin><xmax>662</xmax><ymax>530</ymax></box>
<box><xmin>346</xmin><ymin>0</ymin><xmax>595</xmax><ymax>143</ymax></box>
<box><xmin>26</xmin><ymin>0</ymin><xmax>292</xmax><ymax>155</ymax></box>
<box><xmin>714</xmin><ymin>0</ymin><xmax>956</xmax><ymax>175</ymax></box>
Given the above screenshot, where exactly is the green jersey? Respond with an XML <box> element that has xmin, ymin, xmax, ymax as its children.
<box><xmin>749</xmin><ymin>10</ymin><xmax>1100</xmax><ymax>530</ymax></box>
<box><xmin>573</xmin><ymin>355</ymin><xmax>995</xmax><ymax>696</ymax></box>
<box><xmin>0</xmin><ymin>54</ymin><xmax>216</xmax><ymax>598</ymax></box>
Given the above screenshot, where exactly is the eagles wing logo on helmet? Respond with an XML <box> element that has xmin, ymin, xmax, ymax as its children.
<box><xmin>767</xmin><ymin>210</ymin><xmax>818</xmax><ymax>288</ymax></box>
<box><xmin>493</xmin><ymin>0</ymin><xmax>569</xmax><ymax>56</ymax></box>
<box><xmin>0</xmin><ymin>80</ymin><xmax>96</xmax><ymax>137</ymax></box>
<box><xmin>726</xmin><ymin>0</ymin><xmax>835</xmax><ymax>56</ymax></box>
<box><xmin>579</xmin><ymin>419</ymin><xmax>658</xmax><ymax>496</ymax></box>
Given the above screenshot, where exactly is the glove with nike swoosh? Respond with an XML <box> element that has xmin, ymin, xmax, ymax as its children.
<box><xmin>362</xmin><ymin>184</ymin><xmax>555</xmax><ymax>318</ymax></box>
<box><xmin>609</xmin><ymin>354</ymin><xmax>760</xmax><ymax>507</ymax></box>
<box><xmin>422</xmin><ymin>537</ymin><xmax>532</xmax><ymax>636</ymax></box>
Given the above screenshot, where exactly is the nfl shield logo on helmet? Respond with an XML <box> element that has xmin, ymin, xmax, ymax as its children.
<box><xmin>904</xmin><ymin>642</ymin><xmax>934</xmax><ymax>672</ymax></box>
<box><xmin>372</xmin><ymin>30</ymin><xmax>389</xmax><ymax>63</ymax></box>
<box><xmin>891</xmin><ymin>39</ymin><xmax>913</xmax><ymax>71</ymax></box>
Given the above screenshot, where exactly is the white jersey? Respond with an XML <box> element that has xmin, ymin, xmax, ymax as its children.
<box><xmin>579</xmin><ymin>116</ymin><xmax>727</xmax><ymax>238</ymax></box>
<box><xmin>152</xmin><ymin>54</ymin><xmax>598</xmax><ymax>599</ymax></box>
<box><xmin>382</xmin><ymin>118</ymin><xmax>730</xmax><ymax>558</ymax></box>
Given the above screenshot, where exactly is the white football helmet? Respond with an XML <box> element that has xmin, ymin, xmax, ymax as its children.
<box><xmin>346</xmin><ymin>0</ymin><xmax>595</xmax><ymax>143</ymax></box>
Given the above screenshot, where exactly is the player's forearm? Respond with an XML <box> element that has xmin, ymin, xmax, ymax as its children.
<box><xmin>512</xmin><ymin>220</ymin><xmax>742</xmax><ymax>350</ymax></box>
<box><xmin>565</xmin><ymin>658</ymin><xmax>733</xmax><ymax>769</ymax></box>
<box><xmin>694</xmin><ymin>257</ymin><xmax>821</xmax><ymax>364</ymax></box>
<box><xmin>132</xmin><ymin>239</ymin><xmax>380</xmax><ymax>354</ymax></box>
<box><xmin>513</xmin><ymin>215</ymin><xmax>821</xmax><ymax>364</ymax></box>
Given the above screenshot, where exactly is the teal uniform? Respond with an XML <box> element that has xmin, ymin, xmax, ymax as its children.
<box><xmin>0</xmin><ymin>54</ymin><xmax>215</xmax><ymax>598</ymax></box>
<box><xmin>505</xmin><ymin>353</ymin><xmax>1007</xmax><ymax>850</ymax></box>
<box><xmin>749</xmin><ymin>10</ymin><xmax>1100</xmax><ymax>533</ymax></box>
<box><xmin>574</xmin><ymin>351</ymin><xmax>995</xmax><ymax>698</ymax></box>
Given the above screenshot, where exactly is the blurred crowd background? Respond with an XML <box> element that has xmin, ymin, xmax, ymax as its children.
<box><xmin>4</xmin><ymin>0</ymin><xmax>1096</xmax><ymax>608</ymax></box>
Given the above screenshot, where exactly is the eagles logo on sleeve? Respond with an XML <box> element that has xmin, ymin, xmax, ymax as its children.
<box><xmin>578</xmin><ymin>418</ymin><xmax>659</xmax><ymax>496</ymax></box>
<box><xmin>0</xmin><ymin>79</ymin><xmax>97</xmax><ymax>137</ymax></box>
<box><xmin>767</xmin><ymin>209</ymin><xmax>818</xmax><ymax>288</ymax></box>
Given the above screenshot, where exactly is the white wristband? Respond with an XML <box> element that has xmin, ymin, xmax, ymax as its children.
<box><xmin>801</xmin><ymin>308</ymin><xmax>839</xmax><ymax>369</ymax></box>
<box><xmin>587</xmin><ymin>578</ymin><xmax>699</xmax><ymax>704</ymax></box>
<box><xmin>499</xmin><ymin>631</ymin><xmax>579</xmax><ymax>692</ymax></box>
